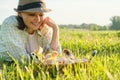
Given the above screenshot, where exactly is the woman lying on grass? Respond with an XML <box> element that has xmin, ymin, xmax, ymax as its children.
<box><xmin>0</xmin><ymin>0</ymin><xmax>62</xmax><ymax>64</ymax></box>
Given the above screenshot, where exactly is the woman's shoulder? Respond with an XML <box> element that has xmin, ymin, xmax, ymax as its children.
<box><xmin>2</xmin><ymin>15</ymin><xmax>18</xmax><ymax>26</ymax></box>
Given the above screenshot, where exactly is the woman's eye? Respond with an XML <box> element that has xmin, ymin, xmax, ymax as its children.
<box><xmin>27</xmin><ymin>13</ymin><xmax>44</xmax><ymax>17</ymax></box>
<box><xmin>28</xmin><ymin>14</ymin><xmax>35</xmax><ymax>16</ymax></box>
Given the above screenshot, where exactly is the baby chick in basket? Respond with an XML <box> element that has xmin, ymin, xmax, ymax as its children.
<box><xmin>42</xmin><ymin>49</ymin><xmax>78</xmax><ymax>65</ymax></box>
<box><xmin>31</xmin><ymin>48</ymin><xmax>97</xmax><ymax>65</ymax></box>
<box><xmin>42</xmin><ymin>49</ymin><xmax>97</xmax><ymax>65</ymax></box>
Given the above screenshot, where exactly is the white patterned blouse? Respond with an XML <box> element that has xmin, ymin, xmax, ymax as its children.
<box><xmin>0</xmin><ymin>16</ymin><xmax>61</xmax><ymax>62</ymax></box>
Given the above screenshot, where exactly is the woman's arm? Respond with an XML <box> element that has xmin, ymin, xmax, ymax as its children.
<box><xmin>0</xmin><ymin>16</ymin><xmax>30</xmax><ymax>63</ymax></box>
<box><xmin>43</xmin><ymin>17</ymin><xmax>60</xmax><ymax>51</ymax></box>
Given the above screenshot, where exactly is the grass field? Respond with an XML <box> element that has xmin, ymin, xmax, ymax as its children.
<box><xmin>0</xmin><ymin>29</ymin><xmax>120</xmax><ymax>80</ymax></box>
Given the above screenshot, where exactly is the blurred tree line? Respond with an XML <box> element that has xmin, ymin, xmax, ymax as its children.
<box><xmin>59</xmin><ymin>23</ymin><xmax>108</xmax><ymax>31</ymax></box>
<box><xmin>59</xmin><ymin>16</ymin><xmax>120</xmax><ymax>31</ymax></box>
<box><xmin>109</xmin><ymin>16</ymin><xmax>120</xmax><ymax>30</ymax></box>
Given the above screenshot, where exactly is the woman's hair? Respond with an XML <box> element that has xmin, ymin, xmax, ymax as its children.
<box><xmin>16</xmin><ymin>16</ymin><xmax>26</xmax><ymax>30</ymax></box>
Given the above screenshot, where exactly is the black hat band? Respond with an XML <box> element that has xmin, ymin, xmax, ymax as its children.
<box><xmin>17</xmin><ymin>2</ymin><xmax>42</xmax><ymax>11</ymax></box>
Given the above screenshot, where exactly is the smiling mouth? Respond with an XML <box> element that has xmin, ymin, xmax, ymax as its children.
<box><xmin>32</xmin><ymin>23</ymin><xmax>40</xmax><ymax>27</ymax></box>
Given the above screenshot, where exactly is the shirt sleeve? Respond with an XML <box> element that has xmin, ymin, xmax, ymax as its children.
<box><xmin>0</xmin><ymin>16</ymin><xmax>30</xmax><ymax>62</ymax></box>
<box><xmin>37</xmin><ymin>25</ymin><xmax>53</xmax><ymax>48</ymax></box>
<box><xmin>37</xmin><ymin>25</ymin><xmax>62</xmax><ymax>53</ymax></box>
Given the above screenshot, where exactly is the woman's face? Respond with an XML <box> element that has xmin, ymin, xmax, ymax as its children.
<box><xmin>19</xmin><ymin>12</ymin><xmax>45</xmax><ymax>31</ymax></box>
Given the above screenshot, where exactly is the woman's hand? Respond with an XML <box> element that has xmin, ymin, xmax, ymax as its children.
<box><xmin>41</xmin><ymin>17</ymin><xmax>60</xmax><ymax>51</ymax></box>
<box><xmin>40</xmin><ymin>17</ymin><xmax>58</xmax><ymax>29</ymax></box>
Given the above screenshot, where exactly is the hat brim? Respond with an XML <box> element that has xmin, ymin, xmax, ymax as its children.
<box><xmin>14</xmin><ymin>8</ymin><xmax>52</xmax><ymax>13</ymax></box>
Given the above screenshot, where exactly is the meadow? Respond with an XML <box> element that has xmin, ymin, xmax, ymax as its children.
<box><xmin>0</xmin><ymin>29</ymin><xmax>120</xmax><ymax>80</ymax></box>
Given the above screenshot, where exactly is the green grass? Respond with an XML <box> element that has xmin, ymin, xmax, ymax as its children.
<box><xmin>0</xmin><ymin>29</ymin><xmax>120</xmax><ymax>80</ymax></box>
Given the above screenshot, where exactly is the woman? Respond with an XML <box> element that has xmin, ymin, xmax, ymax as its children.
<box><xmin>0</xmin><ymin>0</ymin><xmax>62</xmax><ymax>63</ymax></box>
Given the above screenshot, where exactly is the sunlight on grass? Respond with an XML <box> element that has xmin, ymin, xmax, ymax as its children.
<box><xmin>0</xmin><ymin>29</ymin><xmax>120</xmax><ymax>80</ymax></box>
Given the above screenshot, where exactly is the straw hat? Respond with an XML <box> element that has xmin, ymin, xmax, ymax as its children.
<box><xmin>14</xmin><ymin>0</ymin><xmax>51</xmax><ymax>12</ymax></box>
